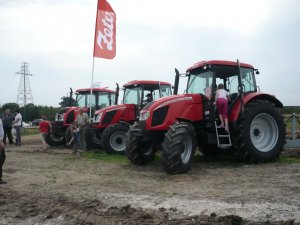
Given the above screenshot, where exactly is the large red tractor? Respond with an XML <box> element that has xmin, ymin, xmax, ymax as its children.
<box><xmin>45</xmin><ymin>87</ymin><xmax>118</xmax><ymax>146</ymax></box>
<box><xmin>86</xmin><ymin>80</ymin><xmax>173</xmax><ymax>153</ymax></box>
<box><xmin>125</xmin><ymin>60</ymin><xmax>286</xmax><ymax>174</ymax></box>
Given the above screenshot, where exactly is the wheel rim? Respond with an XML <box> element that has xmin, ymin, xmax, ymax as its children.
<box><xmin>50</xmin><ymin>133</ymin><xmax>64</xmax><ymax>142</ymax></box>
<box><xmin>110</xmin><ymin>131</ymin><xmax>126</xmax><ymax>152</ymax></box>
<box><xmin>181</xmin><ymin>135</ymin><xmax>193</xmax><ymax>164</ymax></box>
<box><xmin>250</xmin><ymin>113</ymin><xmax>279</xmax><ymax>152</ymax></box>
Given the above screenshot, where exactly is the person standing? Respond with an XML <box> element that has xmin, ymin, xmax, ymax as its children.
<box><xmin>2</xmin><ymin>109</ymin><xmax>14</xmax><ymax>145</ymax></box>
<box><xmin>39</xmin><ymin>116</ymin><xmax>52</xmax><ymax>150</ymax></box>
<box><xmin>13</xmin><ymin>109</ymin><xmax>22</xmax><ymax>146</ymax></box>
<box><xmin>0</xmin><ymin>118</ymin><xmax>7</xmax><ymax>184</ymax></box>
<box><xmin>75</xmin><ymin>108</ymin><xmax>89</xmax><ymax>150</ymax></box>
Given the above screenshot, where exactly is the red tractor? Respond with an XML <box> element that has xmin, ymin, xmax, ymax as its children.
<box><xmin>125</xmin><ymin>60</ymin><xmax>286</xmax><ymax>174</ymax></box>
<box><xmin>86</xmin><ymin>80</ymin><xmax>173</xmax><ymax>153</ymax></box>
<box><xmin>45</xmin><ymin>87</ymin><xmax>118</xmax><ymax>146</ymax></box>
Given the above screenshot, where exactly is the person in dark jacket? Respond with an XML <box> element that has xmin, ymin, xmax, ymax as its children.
<box><xmin>0</xmin><ymin>118</ymin><xmax>7</xmax><ymax>184</ymax></box>
<box><xmin>2</xmin><ymin>109</ymin><xmax>14</xmax><ymax>145</ymax></box>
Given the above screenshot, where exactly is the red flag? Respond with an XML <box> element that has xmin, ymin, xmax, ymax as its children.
<box><xmin>93</xmin><ymin>0</ymin><xmax>116</xmax><ymax>59</ymax></box>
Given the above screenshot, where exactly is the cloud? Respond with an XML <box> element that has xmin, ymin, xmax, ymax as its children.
<box><xmin>0</xmin><ymin>0</ymin><xmax>299</xmax><ymax>106</ymax></box>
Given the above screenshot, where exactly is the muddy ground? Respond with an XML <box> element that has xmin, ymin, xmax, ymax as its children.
<box><xmin>0</xmin><ymin>135</ymin><xmax>299</xmax><ymax>225</ymax></box>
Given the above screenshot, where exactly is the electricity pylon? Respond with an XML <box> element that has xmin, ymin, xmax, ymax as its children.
<box><xmin>15</xmin><ymin>62</ymin><xmax>34</xmax><ymax>107</ymax></box>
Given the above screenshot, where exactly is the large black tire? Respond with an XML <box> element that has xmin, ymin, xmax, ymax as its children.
<box><xmin>125</xmin><ymin>125</ymin><xmax>156</xmax><ymax>165</ymax></box>
<box><xmin>101</xmin><ymin>123</ymin><xmax>129</xmax><ymax>154</ymax></box>
<box><xmin>162</xmin><ymin>122</ymin><xmax>196</xmax><ymax>174</ymax></box>
<box><xmin>233</xmin><ymin>100</ymin><xmax>286</xmax><ymax>162</ymax></box>
<box><xmin>64</xmin><ymin>126</ymin><xmax>73</xmax><ymax>148</ymax></box>
<box><xmin>85</xmin><ymin>129</ymin><xmax>102</xmax><ymax>149</ymax></box>
<box><xmin>45</xmin><ymin>127</ymin><xmax>66</xmax><ymax>146</ymax></box>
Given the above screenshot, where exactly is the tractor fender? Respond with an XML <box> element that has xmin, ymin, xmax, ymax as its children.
<box><xmin>229</xmin><ymin>92</ymin><xmax>283</xmax><ymax>123</ymax></box>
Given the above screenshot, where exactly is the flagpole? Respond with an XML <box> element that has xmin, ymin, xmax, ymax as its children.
<box><xmin>89</xmin><ymin>57</ymin><xmax>95</xmax><ymax>120</ymax></box>
<box><xmin>89</xmin><ymin>0</ymin><xmax>99</xmax><ymax>121</ymax></box>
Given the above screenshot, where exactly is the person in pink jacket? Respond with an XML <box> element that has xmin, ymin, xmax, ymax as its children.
<box><xmin>215</xmin><ymin>84</ymin><xmax>230</xmax><ymax>132</ymax></box>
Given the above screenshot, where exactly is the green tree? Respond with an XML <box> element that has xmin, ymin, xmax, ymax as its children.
<box><xmin>20</xmin><ymin>103</ymin><xmax>40</xmax><ymax>122</ymax></box>
<box><xmin>0</xmin><ymin>103</ymin><xmax>19</xmax><ymax>115</ymax></box>
<box><xmin>59</xmin><ymin>96</ymin><xmax>76</xmax><ymax>108</ymax></box>
<box><xmin>37</xmin><ymin>105</ymin><xmax>59</xmax><ymax>121</ymax></box>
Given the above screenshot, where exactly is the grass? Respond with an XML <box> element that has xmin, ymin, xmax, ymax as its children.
<box><xmin>276</xmin><ymin>156</ymin><xmax>300</xmax><ymax>163</ymax></box>
<box><xmin>81</xmin><ymin>150</ymin><xmax>300</xmax><ymax>165</ymax></box>
<box><xmin>81</xmin><ymin>151</ymin><xmax>130</xmax><ymax>163</ymax></box>
<box><xmin>22</xmin><ymin>127</ymin><xmax>40</xmax><ymax>136</ymax></box>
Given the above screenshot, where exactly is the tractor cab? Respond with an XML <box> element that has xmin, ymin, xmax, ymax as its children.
<box><xmin>123</xmin><ymin>80</ymin><xmax>172</xmax><ymax>108</ymax></box>
<box><xmin>186</xmin><ymin>60</ymin><xmax>257</xmax><ymax>118</ymax></box>
<box><xmin>75</xmin><ymin>88</ymin><xmax>117</xmax><ymax>113</ymax></box>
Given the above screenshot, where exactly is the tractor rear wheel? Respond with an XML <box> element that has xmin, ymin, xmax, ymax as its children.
<box><xmin>234</xmin><ymin>100</ymin><xmax>285</xmax><ymax>162</ymax></box>
<box><xmin>125</xmin><ymin>125</ymin><xmax>156</xmax><ymax>165</ymax></box>
<box><xmin>162</xmin><ymin>122</ymin><xmax>196</xmax><ymax>174</ymax></box>
<box><xmin>101</xmin><ymin>123</ymin><xmax>129</xmax><ymax>154</ymax></box>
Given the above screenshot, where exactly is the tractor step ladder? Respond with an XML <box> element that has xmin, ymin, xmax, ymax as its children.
<box><xmin>214</xmin><ymin>121</ymin><xmax>232</xmax><ymax>147</ymax></box>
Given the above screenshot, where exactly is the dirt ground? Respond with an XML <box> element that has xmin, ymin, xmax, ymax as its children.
<box><xmin>0</xmin><ymin>135</ymin><xmax>299</xmax><ymax>225</ymax></box>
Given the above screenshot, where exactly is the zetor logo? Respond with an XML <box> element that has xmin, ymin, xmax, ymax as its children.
<box><xmin>97</xmin><ymin>11</ymin><xmax>115</xmax><ymax>51</ymax></box>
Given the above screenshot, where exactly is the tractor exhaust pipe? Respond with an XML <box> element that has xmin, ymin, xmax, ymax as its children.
<box><xmin>69</xmin><ymin>87</ymin><xmax>73</xmax><ymax>107</ymax></box>
<box><xmin>173</xmin><ymin>68</ymin><xmax>180</xmax><ymax>95</ymax></box>
<box><xmin>115</xmin><ymin>83</ymin><xmax>119</xmax><ymax>105</ymax></box>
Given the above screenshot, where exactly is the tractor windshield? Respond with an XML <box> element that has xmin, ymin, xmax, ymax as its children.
<box><xmin>159</xmin><ymin>85</ymin><xmax>172</xmax><ymax>97</ymax></box>
<box><xmin>187</xmin><ymin>71</ymin><xmax>214</xmax><ymax>99</ymax></box>
<box><xmin>123</xmin><ymin>87</ymin><xmax>142</xmax><ymax>104</ymax></box>
<box><xmin>98</xmin><ymin>92</ymin><xmax>114</xmax><ymax>109</ymax></box>
<box><xmin>76</xmin><ymin>92</ymin><xmax>92</xmax><ymax>108</ymax></box>
<box><xmin>123</xmin><ymin>84</ymin><xmax>172</xmax><ymax>105</ymax></box>
<box><xmin>76</xmin><ymin>92</ymin><xmax>114</xmax><ymax>109</ymax></box>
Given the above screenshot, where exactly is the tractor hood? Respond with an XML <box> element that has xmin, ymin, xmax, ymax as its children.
<box><xmin>57</xmin><ymin>106</ymin><xmax>78</xmax><ymax>114</ymax></box>
<box><xmin>93</xmin><ymin>103</ymin><xmax>137</xmax><ymax>127</ymax></box>
<box><xmin>142</xmin><ymin>94</ymin><xmax>202</xmax><ymax>112</ymax></box>
<box><xmin>139</xmin><ymin>94</ymin><xmax>205</xmax><ymax>130</ymax></box>
<box><xmin>55</xmin><ymin>107</ymin><xmax>79</xmax><ymax>122</ymax></box>
<box><xmin>94</xmin><ymin>104</ymin><xmax>135</xmax><ymax>115</ymax></box>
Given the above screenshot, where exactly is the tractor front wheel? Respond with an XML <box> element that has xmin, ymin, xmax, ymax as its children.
<box><xmin>125</xmin><ymin>125</ymin><xmax>156</xmax><ymax>165</ymax></box>
<box><xmin>45</xmin><ymin>127</ymin><xmax>66</xmax><ymax>146</ymax></box>
<box><xmin>85</xmin><ymin>129</ymin><xmax>102</xmax><ymax>149</ymax></box>
<box><xmin>101</xmin><ymin>123</ymin><xmax>129</xmax><ymax>154</ymax></box>
<box><xmin>162</xmin><ymin>122</ymin><xmax>196</xmax><ymax>174</ymax></box>
<box><xmin>234</xmin><ymin>100</ymin><xmax>285</xmax><ymax>162</ymax></box>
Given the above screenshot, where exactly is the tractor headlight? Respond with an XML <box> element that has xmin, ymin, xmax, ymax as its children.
<box><xmin>94</xmin><ymin>112</ymin><xmax>103</xmax><ymax>123</ymax></box>
<box><xmin>55</xmin><ymin>113</ymin><xmax>65</xmax><ymax>121</ymax></box>
<box><xmin>140</xmin><ymin>111</ymin><xmax>150</xmax><ymax>121</ymax></box>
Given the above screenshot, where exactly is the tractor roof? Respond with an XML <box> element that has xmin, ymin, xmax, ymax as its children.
<box><xmin>186</xmin><ymin>60</ymin><xmax>254</xmax><ymax>72</ymax></box>
<box><xmin>76</xmin><ymin>88</ymin><xmax>115</xmax><ymax>93</ymax></box>
<box><xmin>123</xmin><ymin>80</ymin><xmax>171</xmax><ymax>87</ymax></box>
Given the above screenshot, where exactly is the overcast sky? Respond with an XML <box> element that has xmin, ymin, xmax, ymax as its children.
<box><xmin>0</xmin><ymin>0</ymin><xmax>299</xmax><ymax>107</ymax></box>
